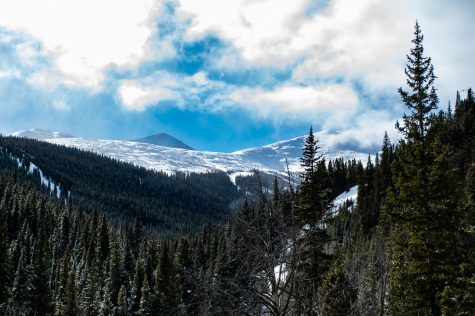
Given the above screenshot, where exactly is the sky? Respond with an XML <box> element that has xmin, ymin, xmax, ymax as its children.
<box><xmin>0</xmin><ymin>0</ymin><xmax>473</xmax><ymax>152</ymax></box>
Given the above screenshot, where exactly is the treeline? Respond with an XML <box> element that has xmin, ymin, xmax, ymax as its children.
<box><xmin>0</xmin><ymin>136</ymin><xmax>240</xmax><ymax>236</ymax></box>
<box><xmin>234</xmin><ymin>157</ymin><xmax>364</xmax><ymax>201</ymax></box>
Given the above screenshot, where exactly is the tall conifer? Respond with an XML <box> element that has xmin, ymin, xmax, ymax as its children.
<box><xmin>388</xmin><ymin>21</ymin><xmax>459</xmax><ymax>315</ymax></box>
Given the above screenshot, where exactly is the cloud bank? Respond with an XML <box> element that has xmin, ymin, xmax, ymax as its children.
<box><xmin>0</xmin><ymin>0</ymin><xmax>473</xmax><ymax>150</ymax></box>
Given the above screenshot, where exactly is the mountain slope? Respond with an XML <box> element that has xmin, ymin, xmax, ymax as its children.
<box><xmin>233</xmin><ymin>131</ymin><xmax>372</xmax><ymax>172</ymax></box>
<box><xmin>0</xmin><ymin>136</ymin><xmax>239</xmax><ymax>235</ymax></box>
<box><xmin>46</xmin><ymin>137</ymin><xmax>269</xmax><ymax>175</ymax></box>
<box><xmin>10</xmin><ymin>128</ymin><xmax>73</xmax><ymax>140</ymax></box>
<box><xmin>11</xmin><ymin>129</ymin><xmax>374</xmax><ymax>176</ymax></box>
<box><xmin>131</xmin><ymin>132</ymin><xmax>194</xmax><ymax>150</ymax></box>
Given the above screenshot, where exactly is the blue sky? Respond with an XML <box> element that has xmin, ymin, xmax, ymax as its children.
<box><xmin>0</xmin><ymin>0</ymin><xmax>473</xmax><ymax>152</ymax></box>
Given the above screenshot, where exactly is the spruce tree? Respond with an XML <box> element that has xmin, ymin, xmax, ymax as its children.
<box><xmin>116</xmin><ymin>285</ymin><xmax>128</xmax><ymax>316</ymax></box>
<box><xmin>396</xmin><ymin>21</ymin><xmax>438</xmax><ymax>141</ymax></box>
<box><xmin>155</xmin><ymin>242</ymin><xmax>183</xmax><ymax>315</ymax></box>
<box><xmin>129</xmin><ymin>257</ymin><xmax>145</xmax><ymax>314</ymax></box>
<box><xmin>296</xmin><ymin>126</ymin><xmax>331</xmax><ymax>226</ymax></box>
<box><xmin>318</xmin><ymin>263</ymin><xmax>356</xmax><ymax>315</ymax></box>
<box><xmin>176</xmin><ymin>236</ymin><xmax>195</xmax><ymax>313</ymax></box>
<box><xmin>388</xmin><ymin>21</ymin><xmax>459</xmax><ymax>315</ymax></box>
<box><xmin>138</xmin><ymin>277</ymin><xmax>153</xmax><ymax>316</ymax></box>
<box><xmin>6</xmin><ymin>253</ymin><xmax>32</xmax><ymax>315</ymax></box>
<box><xmin>0</xmin><ymin>192</ymin><xmax>11</xmax><ymax>313</ymax></box>
<box><xmin>107</xmin><ymin>233</ymin><xmax>120</xmax><ymax>306</ymax></box>
<box><xmin>295</xmin><ymin>127</ymin><xmax>332</xmax><ymax>312</ymax></box>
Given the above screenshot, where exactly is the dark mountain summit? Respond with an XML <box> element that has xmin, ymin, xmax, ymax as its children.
<box><xmin>131</xmin><ymin>133</ymin><xmax>194</xmax><ymax>150</ymax></box>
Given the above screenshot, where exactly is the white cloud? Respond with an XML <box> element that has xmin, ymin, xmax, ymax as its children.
<box><xmin>228</xmin><ymin>83</ymin><xmax>359</xmax><ymax>122</ymax></box>
<box><xmin>1</xmin><ymin>0</ymin><xmax>471</xmax><ymax>146</ymax></box>
<box><xmin>116</xmin><ymin>70</ymin><xmax>234</xmax><ymax>111</ymax></box>
<box><xmin>118</xmin><ymin>80</ymin><xmax>181</xmax><ymax>111</ymax></box>
<box><xmin>0</xmin><ymin>0</ymin><xmax>160</xmax><ymax>89</ymax></box>
<box><xmin>323</xmin><ymin>110</ymin><xmax>399</xmax><ymax>149</ymax></box>
<box><xmin>188</xmin><ymin>71</ymin><xmax>210</xmax><ymax>85</ymax></box>
<box><xmin>179</xmin><ymin>0</ymin><xmax>413</xmax><ymax>87</ymax></box>
<box><xmin>0</xmin><ymin>69</ymin><xmax>21</xmax><ymax>79</ymax></box>
<box><xmin>178</xmin><ymin>0</ymin><xmax>475</xmax><ymax>101</ymax></box>
<box><xmin>179</xmin><ymin>0</ymin><xmax>309</xmax><ymax>64</ymax></box>
<box><xmin>408</xmin><ymin>0</ymin><xmax>475</xmax><ymax>104</ymax></box>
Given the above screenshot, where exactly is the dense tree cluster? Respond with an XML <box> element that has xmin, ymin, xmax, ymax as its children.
<box><xmin>0</xmin><ymin>136</ymin><xmax>240</xmax><ymax>236</ymax></box>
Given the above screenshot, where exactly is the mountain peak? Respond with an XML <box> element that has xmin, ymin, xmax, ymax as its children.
<box><xmin>131</xmin><ymin>133</ymin><xmax>194</xmax><ymax>150</ymax></box>
<box><xmin>10</xmin><ymin>128</ymin><xmax>74</xmax><ymax>140</ymax></box>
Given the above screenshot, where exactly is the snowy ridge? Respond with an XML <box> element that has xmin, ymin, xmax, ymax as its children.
<box><xmin>46</xmin><ymin>137</ymin><xmax>271</xmax><ymax>175</ymax></box>
<box><xmin>10</xmin><ymin>128</ymin><xmax>73</xmax><ymax>140</ymax></box>
<box><xmin>233</xmin><ymin>131</ymin><xmax>372</xmax><ymax>172</ymax></box>
<box><xmin>10</xmin><ymin>129</ymin><xmax>374</xmax><ymax>178</ymax></box>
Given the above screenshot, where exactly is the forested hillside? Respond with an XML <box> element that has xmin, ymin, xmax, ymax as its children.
<box><xmin>0</xmin><ymin>136</ymin><xmax>240</xmax><ymax>235</ymax></box>
<box><xmin>0</xmin><ymin>22</ymin><xmax>473</xmax><ymax>315</ymax></box>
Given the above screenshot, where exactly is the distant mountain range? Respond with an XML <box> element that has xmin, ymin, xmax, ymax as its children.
<box><xmin>131</xmin><ymin>133</ymin><xmax>194</xmax><ymax>150</ymax></box>
<box><xmin>9</xmin><ymin>128</ymin><xmax>374</xmax><ymax>178</ymax></box>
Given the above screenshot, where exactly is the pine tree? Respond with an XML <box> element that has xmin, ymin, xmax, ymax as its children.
<box><xmin>116</xmin><ymin>285</ymin><xmax>128</xmax><ymax>316</ymax></box>
<box><xmin>295</xmin><ymin>127</ymin><xmax>333</xmax><ymax>312</ymax></box>
<box><xmin>388</xmin><ymin>21</ymin><xmax>459</xmax><ymax>315</ymax></box>
<box><xmin>106</xmin><ymin>233</ymin><xmax>120</xmax><ymax>306</ymax></box>
<box><xmin>79</xmin><ymin>264</ymin><xmax>99</xmax><ymax>316</ymax></box>
<box><xmin>271</xmin><ymin>176</ymin><xmax>280</xmax><ymax>211</ymax></box>
<box><xmin>129</xmin><ymin>257</ymin><xmax>145</xmax><ymax>315</ymax></box>
<box><xmin>95</xmin><ymin>215</ymin><xmax>109</xmax><ymax>264</ymax></box>
<box><xmin>138</xmin><ymin>277</ymin><xmax>153</xmax><ymax>316</ymax></box>
<box><xmin>6</xmin><ymin>253</ymin><xmax>32</xmax><ymax>315</ymax></box>
<box><xmin>318</xmin><ymin>263</ymin><xmax>356</xmax><ymax>315</ymax></box>
<box><xmin>176</xmin><ymin>236</ymin><xmax>195</xmax><ymax>313</ymax></box>
<box><xmin>29</xmin><ymin>238</ymin><xmax>52</xmax><ymax>315</ymax></box>
<box><xmin>155</xmin><ymin>242</ymin><xmax>183</xmax><ymax>315</ymax></box>
<box><xmin>380</xmin><ymin>131</ymin><xmax>393</xmax><ymax>194</ymax></box>
<box><xmin>396</xmin><ymin>21</ymin><xmax>438</xmax><ymax>141</ymax></box>
<box><xmin>54</xmin><ymin>244</ymin><xmax>72</xmax><ymax>315</ymax></box>
<box><xmin>296</xmin><ymin>126</ymin><xmax>331</xmax><ymax>226</ymax></box>
<box><xmin>0</xmin><ymin>190</ymin><xmax>11</xmax><ymax>314</ymax></box>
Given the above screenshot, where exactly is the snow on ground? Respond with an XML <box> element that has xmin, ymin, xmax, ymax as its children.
<box><xmin>228</xmin><ymin>171</ymin><xmax>255</xmax><ymax>185</ymax></box>
<box><xmin>45</xmin><ymin>133</ymin><xmax>372</xmax><ymax>177</ymax></box>
<box><xmin>274</xmin><ymin>263</ymin><xmax>288</xmax><ymax>283</ymax></box>
<box><xmin>5</xmin><ymin>149</ymin><xmax>62</xmax><ymax>199</ymax></box>
<box><xmin>10</xmin><ymin>128</ymin><xmax>375</xmax><ymax>181</ymax></box>
<box><xmin>331</xmin><ymin>185</ymin><xmax>358</xmax><ymax>213</ymax></box>
<box><xmin>11</xmin><ymin>128</ymin><xmax>73</xmax><ymax>140</ymax></box>
<box><xmin>234</xmin><ymin>131</ymin><xmax>372</xmax><ymax>173</ymax></box>
<box><xmin>27</xmin><ymin>162</ymin><xmax>62</xmax><ymax>198</ymax></box>
<box><xmin>46</xmin><ymin>137</ymin><xmax>272</xmax><ymax>175</ymax></box>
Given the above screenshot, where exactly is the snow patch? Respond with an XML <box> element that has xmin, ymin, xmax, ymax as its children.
<box><xmin>27</xmin><ymin>162</ymin><xmax>62</xmax><ymax>198</ymax></box>
<box><xmin>228</xmin><ymin>171</ymin><xmax>254</xmax><ymax>185</ymax></box>
<box><xmin>331</xmin><ymin>185</ymin><xmax>358</xmax><ymax>213</ymax></box>
<box><xmin>274</xmin><ymin>263</ymin><xmax>288</xmax><ymax>283</ymax></box>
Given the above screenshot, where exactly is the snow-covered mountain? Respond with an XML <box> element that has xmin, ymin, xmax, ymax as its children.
<box><xmin>131</xmin><ymin>133</ymin><xmax>194</xmax><ymax>150</ymax></box>
<box><xmin>45</xmin><ymin>137</ymin><xmax>269</xmax><ymax>176</ymax></box>
<box><xmin>234</xmin><ymin>131</ymin><xmax>371</xmax><ymax>172</ymax></box>
<box><xmin>9</xmin><ymin>129</ymin><xmax>374</xmax><ymax>177</ymax></box>
<box><xmin>10</xmin><ymin>128</ymin><xmax>73</xmax><ymax>140</ymax></box>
